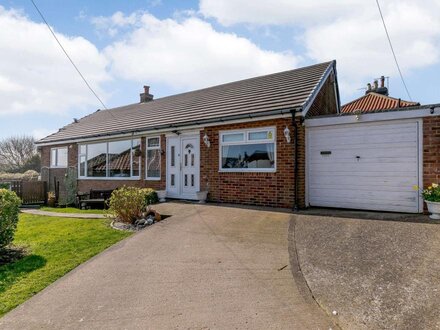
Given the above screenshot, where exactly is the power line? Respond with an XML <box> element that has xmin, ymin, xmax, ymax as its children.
<box><xmin>30</xmin><ymin>0</ymin><xmax>108</xmax><ymax>110</ymax></box>
<box><xmin>375</xmin><ymin>0</ymin><xmax>412</xmax><ymax>101</ymax></box>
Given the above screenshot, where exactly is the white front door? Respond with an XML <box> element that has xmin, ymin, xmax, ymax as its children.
<box><xmin>166</xmin><ymin>134</ymin><xmax>200</xmax><ymax>199</ymax></box>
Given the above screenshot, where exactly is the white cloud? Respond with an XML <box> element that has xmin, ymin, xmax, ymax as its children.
<box><xmin>200</xmin><ymin>0</ymin><xmax>440</xmax><ymax>100</ymax></box>
<box><xmin>199</xmin><ymin>0</ymin><xmax>364</xmax><ymax>26</ymax></box>
<box><xmin>0</xmin><ymin>6</ymin><xmax>110</xmax><ymax>116</ymax></box>
<box><xmin>96</xmin><ymin>12</ymin><xmax>300</xmax><ymax>90</ymax></box>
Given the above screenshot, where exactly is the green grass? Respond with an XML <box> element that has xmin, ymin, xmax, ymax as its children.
<box><xmin>40</xmin><ymin>207</ymin><xmax>107</xmax><ymax>214</ymax></box>
<box><xmin>0</xmin><ymin>214</ymin><xmax>131</xmax><ymax>316</ymax></box>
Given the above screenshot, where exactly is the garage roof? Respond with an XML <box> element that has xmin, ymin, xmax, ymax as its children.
<box><xmin>37</xmin><ymin>61</ymin><xmax>335</xmax><ymax>144</ymax></box>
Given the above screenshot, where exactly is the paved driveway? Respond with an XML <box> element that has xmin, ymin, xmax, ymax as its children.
<box><xmin>1</xmin><ymin>203</ymin><xmax>333</xmax><ymax>330</ymax></box>
<box><xmin>294</xmin><ymin>214</ymin><xmax>440</xmax><ymax>329</ymax></box>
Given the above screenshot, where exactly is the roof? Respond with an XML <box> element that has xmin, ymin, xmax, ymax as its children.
<box><xmin>37</xmin><ymin>61</ymin><xmax>335</xmax><ymax>144</ymax></box>
<box><xmin>342</xmin><ymin>92</ymin><xmax>419</xmax><ymax>113</ymax></box>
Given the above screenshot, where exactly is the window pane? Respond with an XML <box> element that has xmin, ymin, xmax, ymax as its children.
<box><xmin>221</xmin><ymin>143</ymin><xmax>275</xmax><ymax>169</ymax></box>
<box><xmin>222</xmin><ymin>133</ymin><xmax>244</xmax><ymax>143</ymax></box>
<box><xmin>50</xmin><ymin>149</ymin><xmax>57</xmax><ymax>166</ymax></box>
<box><xmin>80</xmin><ymin>145</ymin><xmax>86</xmax><ymax>154</ymax></box>
<box><xmin>57</xmin><ymin>148</ymin><xmax>67</xmax><ymax>167</ymax></box>
<box><xmin>79</xmin><ymin>155</ymin><xmax>86</xmax><ymax>177</ymax></box>
<box><xmin>147</xmin><ymin>149</ymin><xmax>160</xmax><ymax>178</ymax></box>
<box><xmin>87</xmin><ymin>143</ymin><xmax>107</xmax><ymax>177</ymax></box>
<box><xmin>249</xmin><ymin>131</ymin><xmax>270</xmax><ymax>141</ymax></box>
<box><xmin>108</xmin><ymin>140</ymin><xmax>131</xmax><ymax>177</ymax></box>
<box><xmin>171</xmin><ymin>146</ymin><xmax>175</xmax><ymax>167</ymax></box>
<box><xmin>132</xmin><ymin>139</ymin><xmax>141</xmax><ymax>177</ymax></box>
<box><xmin>148</xmin><ymin>137</ymin><xmax>160</xmax><ymax>148</ymax></box>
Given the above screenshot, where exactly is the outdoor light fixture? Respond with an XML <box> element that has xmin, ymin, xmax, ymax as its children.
<box><xmin>203</xmin><ymin>132</ymin><xmax>211</xmax><ymax>148</ymax></box>
<box><xmin>283</xmin><ymin>126</ymin><xmax>291</xmax><ymax>143</ymax></box>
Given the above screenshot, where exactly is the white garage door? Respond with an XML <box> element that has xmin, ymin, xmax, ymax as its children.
<box><xmin>307</xmin><ymin>120</ymin><xmax>421</xmax><ymax>213</ymax></box>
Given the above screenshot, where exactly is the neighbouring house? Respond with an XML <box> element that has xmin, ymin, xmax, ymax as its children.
<box><xmin>36</xmin><ymin>62</ymin><xmax>440</xmax><ymax>214</ymax></box>
<box><xmin>341</xmin><ymin>76</ymin><xmax>420</xmax><ymax>113</ymax></box>
<box><xmin>36</xmin><ymin>61</ymin><xmax>340</xmax><ymax>209</ymax></box>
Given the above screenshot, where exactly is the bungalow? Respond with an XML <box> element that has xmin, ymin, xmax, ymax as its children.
<box><xmin>36</xmin><ymin>61</ymin><xmax>340</xmax><ymax>209</ymax></box>
<box><xmin>36</xmin><ymin>61</ymin><xmax>440</xmax><ymax>213</ymax></box>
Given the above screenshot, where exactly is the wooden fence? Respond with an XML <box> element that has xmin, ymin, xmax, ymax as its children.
<box><xmin>0</xmin><ymin>180</ymin><xmax>47</xmax><ymax>205</ymax></box>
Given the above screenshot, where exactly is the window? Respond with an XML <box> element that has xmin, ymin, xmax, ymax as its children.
<box><xmin>146</xmin><ymin>137</ymin><xmax>161</xmax><ymax>180</ymax></box>
<box><xmin>78</xmin><ymin>138</ymin><xmax>141</xmax><ymax>179</ymax></box>
<box><xmin>220</xmin><ymin>128</ymin><xmax>276</xmax><ymax>172</ymax></box>
<box><xmin>50</xmin><ymin>147</ymin><xmax>68</xmax><ymax>168</ymax></box>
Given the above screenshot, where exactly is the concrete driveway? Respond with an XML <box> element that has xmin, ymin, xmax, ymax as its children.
<box><xmin>293</xmin><ymin>214</ymin><xmax>440</xmax><ymax>330</ymax></box>
<box><xmin>1</xmin><ymin>203</ymin><xmax>334</xmax><ymax>330</ymax></box>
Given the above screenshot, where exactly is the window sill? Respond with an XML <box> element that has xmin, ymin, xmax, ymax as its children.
<box><xmin>219</xmin><ymin>169</ymin><xmax>276</xmax><ymax>173</ymax></box>
<box><xmin>78</xmin><ymin>177</ymin><xmax>141</xmax><ymax>181</ymax></box>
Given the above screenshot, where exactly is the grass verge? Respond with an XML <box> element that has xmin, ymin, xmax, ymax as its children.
<box><xmin>40</xmin><ymin>207</ymin><xmax>107</xmax><ymax>214</ymax></box>
<box><xmin>0</xmin><ymin>214</ymin><xmax>131</xmax><ymax>316</ymax></box>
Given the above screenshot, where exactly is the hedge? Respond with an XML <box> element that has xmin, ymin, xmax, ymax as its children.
<box><xmin>0</xmin><ymin>189</ymin><xmax>21</xmax><ymax>249</ymax></box>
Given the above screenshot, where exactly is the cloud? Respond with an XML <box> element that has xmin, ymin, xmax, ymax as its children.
<box><xmin>95</xmin><ymin>11</ymin><xmax>300</xmax><ymax>90</ymax></box>
<box><xmin>200</xmin><ymin>0</ymin><xmax>440</xmax><ymax>100</ymax></box>
<box><xmin>0</xmin><ymin>6</ymin><xmax>110</xmax><ymax>116</ymax></box>
<box><xmin>199</xmin><ymin>0</ymin><xmax>364</xmax><ymax>26</ymax></box>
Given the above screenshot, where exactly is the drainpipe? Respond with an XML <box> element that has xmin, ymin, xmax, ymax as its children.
<box><xmin>291</xmin><ymin>109</ymin><xmax>301</xmax><ymax>212</ymax></box>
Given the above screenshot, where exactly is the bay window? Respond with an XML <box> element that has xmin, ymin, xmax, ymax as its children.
<box><xmin>78</xmin><ymin>138</ymin><xmax>141</xmax><ymax>179</ymax></box>
<box><xmin>146</xmin><ymin>137</ymin><xmax>161</xmax><ymax>180</ymax></box>
<box><xmin>220</xmin><ymin>127</ymin><xmax>276</xmax><ymax>172</ymax></box>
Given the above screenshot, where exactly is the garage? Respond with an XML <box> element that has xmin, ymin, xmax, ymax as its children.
<box><xmin>306</xmin><ymin>119</ymin><xmax>422</xmax><ymax>213</ymax></box>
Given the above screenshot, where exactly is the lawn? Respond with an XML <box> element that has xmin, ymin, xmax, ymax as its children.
<box><xmin>0</xmin><ymin>214</ymin><xmax>131</xmax><ymax>316</ymax></box>
<box><xmin>40</xmin><ymin>207</ymin><xmax>107</xmax><ymax>214</ymax></box>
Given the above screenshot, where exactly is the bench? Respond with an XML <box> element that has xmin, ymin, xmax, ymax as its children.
<box><xmin>77</xmin><ymin>189</ymin><xmax>113</xmax><ymax>210</ymax></box>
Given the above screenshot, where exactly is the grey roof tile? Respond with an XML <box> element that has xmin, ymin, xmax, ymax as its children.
<box><xmin>38</xmin><ymin>61</ymin><xmax>334</xmax><ymax>144</ymax></box>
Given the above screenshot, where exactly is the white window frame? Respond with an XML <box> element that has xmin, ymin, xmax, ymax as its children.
<box><xmin>146</xmin><ymin>136</ymin><xmax>161</xmax><ymax>181</ymax></box>
<box><xmin>219</xmin><ymin>127</ymin><xmax>276</xmax><ymax>173</ymax></box>
<box><xmin>78</xmin><ymin>138</ymin><xmax>141</xmax><ymax>180</ymax></box>
<box><xmin>50</xmin><ymin>147</ymin><xmax>68</xmax><ymax>168</ymax></box>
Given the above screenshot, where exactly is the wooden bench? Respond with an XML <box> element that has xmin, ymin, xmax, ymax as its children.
<box><xmin>77</xmin><ymin>189</ymin><xmax>113</xmax><ymax>210</ymax></box>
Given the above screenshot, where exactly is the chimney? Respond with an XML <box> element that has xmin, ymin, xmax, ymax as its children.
<box><xmin>365</xmin><ymin>77</ymin><xmax>389</xmax><ymax>96</ymax></box>
<box><xmin>140</xmin><ymin>85</ymin><xmax>154</xmax><ymax>103</ymax></box>
<box><xmin>373</xmin><ymin>79</ymin><xmax>378</xmax><ymax>90</ymax></box>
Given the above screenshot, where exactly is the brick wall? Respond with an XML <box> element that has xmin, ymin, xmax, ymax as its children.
<box><xmin>423</xmin><ymin>116</ymin><xmax>440</xmax><ymax>188</ymax></box>
<box><xmin>39</xmin><ymin>143</ymin><xmax>75</xmax><ymax>204</ymax></box>
<box><xmin>200</xmin><ymin>117</ymin><xmax>305</xmax><ymax>209</ymax></box>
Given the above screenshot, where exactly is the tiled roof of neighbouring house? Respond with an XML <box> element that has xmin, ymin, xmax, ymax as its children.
<box><xmin>342</xmin><ymin>92</ymin><xmax>419</xmax><ymax>113</ymax></box>
<box><xmin>37</xmin><ymin>61</ymin><xmax>336</xmax><ymax>144</ymax></box>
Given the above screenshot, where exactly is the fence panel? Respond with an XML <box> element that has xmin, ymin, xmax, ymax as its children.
<box><xmin>0</xmin><ymin>180</ymin><xmax>47</xmax><ymax>205</ymax></box>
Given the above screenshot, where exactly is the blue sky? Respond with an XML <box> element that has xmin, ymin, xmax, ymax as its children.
<box><xmin>0</xmin><ymin>0</ymin><xmax>439</xmax><ymax>140</ymax></box>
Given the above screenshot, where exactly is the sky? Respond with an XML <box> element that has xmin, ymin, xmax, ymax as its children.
<box><xmin>0</xmin><ymin>0</ymin><xmax>439</xmax><ymax>140</ymax></box>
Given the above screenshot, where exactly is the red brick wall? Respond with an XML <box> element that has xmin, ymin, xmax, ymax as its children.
<box><xmin>200</xmin><ymin>117</ymin><xmax>305</xmax><ymax>209</ymax></box>
<box><xmin>39</xmin><ymin>143</ymin><xmax>75</xmax><ymax>203</ymax></box>
<box><xmin>423</xmin><ymin>116</ymin><xmax>440</xmax><ymax>188</ymax></box>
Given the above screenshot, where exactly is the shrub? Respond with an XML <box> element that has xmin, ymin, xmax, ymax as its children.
<box><xmin>0</xmin><ymin>182</ymin><xmax>11</xmax><ymax>190</ymax></box>
<box><xmin>0</xmin><ymin>189</ymin><xmax>21</xmax><ymax>250</ymax></box>
<box><xmin>144</xmin><ymin>188</ymin><xmax>158</xmax><ymax>205</ymax></box>
<box><xmin>422</xmin><ymin>183</ymin><xmax>440</xmax><ymax>202</ymax></box>
<box><xmin>108</xmin><ymin>187</ymin><xmax>158</xmax><ymax>224</ymax></box>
